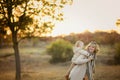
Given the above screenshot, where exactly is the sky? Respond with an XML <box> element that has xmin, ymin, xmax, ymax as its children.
<box><xmin>49</xmin><ymin>0</ymin><xmax>120</xmax><ymax>36</ymax></box>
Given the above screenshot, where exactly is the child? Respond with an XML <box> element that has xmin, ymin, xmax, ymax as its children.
<box><xmin>72</xmin><ymin>40</ymin><xmax>89</xmax><ymax>62</ymax></box>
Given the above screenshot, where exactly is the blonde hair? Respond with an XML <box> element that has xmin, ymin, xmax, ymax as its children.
<box><xmin>74</xmin><ymin>40</ymin><xmax>84</xmax><ymax>48</ymax></box>
<box><xmin>85</xmin><ymin>41</ymin><xmax>100</xmax><ymax>54</ymax></box>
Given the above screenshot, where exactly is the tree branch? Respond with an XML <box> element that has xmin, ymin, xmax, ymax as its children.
<box><xmin>21</xmin><ymin>0</ymin><xmax>28</xmax><ymax>17</ymax></box>
<box><xmin>18</xmin><ymin>35</ymin><xmax>35</xmax><ymax>43</ymax></box>
<box><xmin>0</xmin><ymin>2</ymin><xmax>8</xmax><ymax>20</ymax></box>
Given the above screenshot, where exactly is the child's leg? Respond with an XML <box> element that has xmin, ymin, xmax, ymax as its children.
<box><xmin>65</xmin><ymin>63</ymin><xmax>76</xmax><ymax>80</ymax></box>
<box><xmin>83</xmin><ymin>74</ymin><xmax>88</xmax><ymax>80</ymax></box>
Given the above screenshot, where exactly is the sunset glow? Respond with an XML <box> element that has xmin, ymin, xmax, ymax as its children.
<box><xmin>49</xmin><ymin>0</ymin><xmax>120</xmax><ymax>36</ymax></box>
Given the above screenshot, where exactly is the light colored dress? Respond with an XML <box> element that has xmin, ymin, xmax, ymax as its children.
<box><xmin>69</xmin><ymin>49</ymin><xmax>91</xmax><ymax>80</ymax></box>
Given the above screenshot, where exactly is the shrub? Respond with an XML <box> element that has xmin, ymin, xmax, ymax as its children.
<box><xmin>114</xmin><ymin>42</ymin><xmax>120</xmax><ymax>64</ymax></box>
<box><xmin>46</xmin><ymin>39</ymin><xmax>73</xmax><ymax>63</ymax></box>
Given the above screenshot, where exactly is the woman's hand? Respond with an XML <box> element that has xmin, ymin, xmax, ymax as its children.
<box><xmin>89</xmin><ymin>55</ymin><xmax>94</xmax><ymax>60</ymax></box>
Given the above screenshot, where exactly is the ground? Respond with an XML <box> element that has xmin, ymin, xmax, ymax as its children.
<box><xmin>0</xmin><ymin>47</ymin><xmax>120</xmax><ymax>80</ymax></box>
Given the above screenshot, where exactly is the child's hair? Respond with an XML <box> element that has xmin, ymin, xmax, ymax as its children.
<box><xmin>74</xmin><ymin>40</ymin><xmax>84</xmax><ymax>48</ymax></box>
<box><xmin>85</xmin><ymin>41</ymin><xmax>100</xmax><ymax>54</ymax></box>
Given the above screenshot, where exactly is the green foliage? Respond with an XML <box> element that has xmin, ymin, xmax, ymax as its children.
<box><xmin>47</xmin><ymin>39</ymin><xmax>73</xmax><ymax>63</ymax></box>
<box><xmin>0</xmin><ymin>0</ymin><xmax>73</xmax><ymax>38</ymax></box>
<box><xmin>114</xmin><ymin>42</ymin><xmax>120</xmax><ymax>64</ymax></box>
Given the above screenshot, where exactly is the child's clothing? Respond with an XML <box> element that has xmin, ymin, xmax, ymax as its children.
<box><xmin>69</xmin><ymin>49</ymin><xmax>91</xmax><ymax>80</ymax></box>
<box><xmin>72</xmin><ymin>47</ymin><xmax>90</xmax><ymax>62</ymax></box>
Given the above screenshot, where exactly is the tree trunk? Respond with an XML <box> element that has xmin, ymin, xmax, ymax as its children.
<box><xmin>12</xmin><ymin>32</ymin><xmax>21</xmax><ymax>80</ymax></box>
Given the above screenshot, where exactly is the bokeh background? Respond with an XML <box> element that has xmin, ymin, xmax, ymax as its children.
<box><xmin>0</xmin><ymin>0</ymin><xmax>120</xmax><ymax>80</ymax></box>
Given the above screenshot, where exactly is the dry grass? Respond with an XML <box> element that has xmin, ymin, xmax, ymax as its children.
<box><xmin>0</xmin><ymin>46</ymin><xmax>120</xmax><ymax>80</ymax></box>
<box><xmin>94</xmin><ymin>65</ymin><xmax>120</xmax><ymax>80</ymax></box>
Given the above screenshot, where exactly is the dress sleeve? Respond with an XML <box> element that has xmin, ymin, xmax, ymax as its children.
<box><xmin>79</xmin><ymin>50</ymin><xmax>90</xmax><ymax>57</ymax></box>
<box><xmin>72</xmin><ymin>55</ymin><xmax>91</xmax><ymax>64</ymax></box>
<box><xmin>71</xmin><ymin>54</ymin><xmax>78</xmax><ymax>62</ymax></box>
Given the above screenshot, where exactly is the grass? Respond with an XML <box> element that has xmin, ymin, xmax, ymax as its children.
<box><xmin>0</xmin><ymin>45</ymin><xmax>120</xmax><ymax>80</ymax></box>
<box><xmin>94</xmin><ymin>65</ymin><xmax>120</xmax><ymax>80</ymax></box>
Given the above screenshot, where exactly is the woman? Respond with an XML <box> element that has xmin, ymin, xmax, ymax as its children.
<box><xmin>65</xmin><ymin>41</ymin><xmax>99</xmax><ymax>80</ymax></box>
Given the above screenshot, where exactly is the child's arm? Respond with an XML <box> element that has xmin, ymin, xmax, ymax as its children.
<box><xmin>79</xmin><ymin>50</ymin><xmax>90</xmax><ymax>57</ymax></box>
<box><xmin>73</xmin><ymin>55</ymin><xmax>93</xmax><ymax>65</ymax></box>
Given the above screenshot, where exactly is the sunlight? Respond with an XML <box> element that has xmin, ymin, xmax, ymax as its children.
<box><xmin>50</xmin><ymin>21</ymin><xmax>87</xmax><ymax>37</ymax></box>
<box><xmin>48</xmin><ymin>0</ymin><xmax>120</xmax><ymax>37</ymax></box>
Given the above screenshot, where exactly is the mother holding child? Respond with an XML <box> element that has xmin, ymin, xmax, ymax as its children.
<box><xmin>65</xmin><ymin>40</ymin><xmax>99</xmax><ymax>80</ymax></box>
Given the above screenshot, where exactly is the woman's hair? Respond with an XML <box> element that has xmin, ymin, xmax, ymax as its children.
<box><xmin>85</xmin><ymin>41</ymin><xmax>100</xmax><ymax>54</ymax></box>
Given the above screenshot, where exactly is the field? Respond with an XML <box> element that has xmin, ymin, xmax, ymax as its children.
<box><xmin>0</xmin><ymin>44</ymin><xmax>120</xmax><ymax>80</ymax></box>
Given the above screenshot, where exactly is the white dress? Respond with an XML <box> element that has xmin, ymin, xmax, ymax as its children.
<box><xmin>69</xmin><ymin>50</ymin><xmax>90</xmax><ymax>80</ymax></box>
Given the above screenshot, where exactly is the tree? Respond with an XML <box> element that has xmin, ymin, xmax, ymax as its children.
<box><xmin>116</xmin><ymin>19</ymin><xmax>120</xmax><ymax>27</ymax></box>
<box><xmin>0</xmin><ymin>0</ymin><xmax>72</xmax><ymax>80</ymax></box>
<box><xmin>47</xmin><ymin>39</ymin><xmax>73</xmax><ymax>63</ymax></box>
